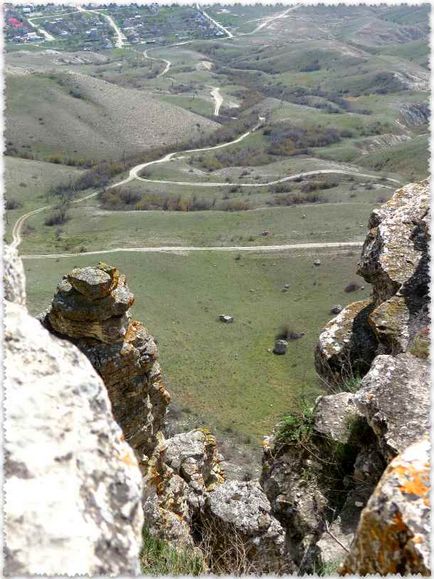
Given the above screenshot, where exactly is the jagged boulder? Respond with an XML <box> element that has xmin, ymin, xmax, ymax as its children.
<box><xmin>164</xmin><ymin>428</ymin><xmax>225</xmax><ymax>507</ymax></box>
<box><xmin>141</xmin><ymin>429</ymin><xmax>225</xmax><ymax>548</ymax></box>
<box><xmin>4</xmin><ymin>299</ymin><xmax>144</xmax><ymax>576</ymax></box>
<box><xmin>202</xmin><ymin>480</ymin><xmax>292</xmax><ymax>574</ymax></box>
<box><xmin>358</xmin><ymin>179</ymin><xmax>429</xmax><ymax>306</ymax></box>
<box><xmin>142</xmin><ymin>433</ymin><xmax>195</xmax><ymax>547</ymax></box>
<box><xmin>315</xmin><ymin>180</ymin><xmax>430</xmax><ymax>382</ymax></box>
<box><xmin>314</xmin><ymin>392</ymin><xmax>361</xmax><ymax>445</ymax></box>
<box><xmin>315</xmin><ymin>299</ymin><xmax>378</xmax><ymax>385</ymax></box>
<box><xmin>354</xmin><ymin>353</ymin><xmax>430</xmax><ymax>461</ymax></box>
<box><xmin>41</xmin><ymin>263</ymin><xmax>171</xmax><ymax>465</ymax></box>
<box><xmin>340</xmin><ymin>438</ymin><xmax>431</xmax><ymax>576</ymax></box>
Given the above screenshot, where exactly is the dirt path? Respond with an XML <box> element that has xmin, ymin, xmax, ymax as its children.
<box><xmin>27</xmin><ymin>17</ymin><xmax>55</xmax><ymax>41</ymax></box>
<box><xmin>243</xmin><ymin>5</ymin><xmax>300</xmax><ymax>35</ymax></box>
<box><xmin>210</xmin><ymin>87</ymin><xmax>224</xmax><ymax>116</ymax></box>
<box><xmin>77</xmin><ymin>6</ymin><xmax>126</xmax><ymax>48</ymax></box>
<box><xmin>143</xmin><ymin>49</ymin><xmax>171</xmax><ymax>77</ymax></box>
<box><xmin>134</xmin><ymin>168</ymin><xmax>401</xmax><ymax>189</ymax></box>
<box><xmin>196</xmin><ymin>3</ymin><xmax>234</xmax><ymax>38</ymax></box>
<box><xmin>11</xmin><ymin>116</ymin><xmax>400</xmax><ymax>250</ymax></box>
<box><xmin>21</xmin><ymin>241</ymin><xmax>363</xmax><ymax>260</ymax></box>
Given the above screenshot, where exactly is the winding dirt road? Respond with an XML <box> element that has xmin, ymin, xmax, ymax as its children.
<box><xmin>27</xmin><ymin>17</ymin><xmax>55</xmax><ymax>41</ymax></box>
<box><xmin>21</xmin><ymin>241</ymin><xmax>364</xmax><ymax>260</ymax></box>
<box><xmin>77</xmin><ymin>6</ymin><xmax>126</xmax><ymax>48</ymax></box>
<box><xmin>143</xmin><ymin>49</ymin><xmax>171</xmax><ymax>77</ymax></box>
<box><xmin>244</xmin><ymin>5</ymin><xmax>300</xmax><ymax>35</ymax></box>
<box><xmin>11</xmin><ymin>116</ymin><xmax>400</xmax><ymax>250</ymax></box>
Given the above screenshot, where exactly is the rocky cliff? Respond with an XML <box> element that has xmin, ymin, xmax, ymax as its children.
<box><xmin>4</xmin><ymin>246</ymin><xmax>144</xmax><ymax>575</ymax></box>
<box><xmin>38</xmin><ymin>261</ymin><xmax>290</xmax><ymax>574</ymax></box>
<box><xmin>261</xmin><ymin>179</ymin><xmax>430</xmax><ymax>574</ymax></box>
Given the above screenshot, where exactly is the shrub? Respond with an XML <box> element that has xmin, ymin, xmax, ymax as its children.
<box><xmin>275</xmin><ymin>401</ymin><xmax>315</xmax><ymax>444</ymax></box>
<box><xmin>267</xmin><ymin>192</ymin><xmax>323</xmax><ymax>206</ymax></box>
<box><xmin>218</xmin><ymin>199</ymin><xmax>251</xmax><ymax>211</ymax></box>
<box><xmin>276</xmin><ymin>323</ymin><xmax>303</xmax><ymax>341</ymax></box>
<box><xmin>5</xmin><ymin>198</ymin><xmax>22</xmax><ymax>210</ymax></box>
<box><xmin>44</xmin><ymin>205</ymin><xmax>70</xmax><ymax>227</ymax></box>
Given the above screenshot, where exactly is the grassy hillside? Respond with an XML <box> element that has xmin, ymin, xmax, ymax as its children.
<box><xmin>6</xmin><ymin>70</ymin><xmax>218</xmax><ymax>163</ymax></box>
<box><xmin>3</xmin><ymin>156</ymin><xmax>85</xmax><ymax>240</ymax></box>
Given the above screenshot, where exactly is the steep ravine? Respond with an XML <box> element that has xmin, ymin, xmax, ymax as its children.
<box><xmin>4</xmin><ymin>180</ymin><xmax>430</xmax><ymax>575</ymax></box>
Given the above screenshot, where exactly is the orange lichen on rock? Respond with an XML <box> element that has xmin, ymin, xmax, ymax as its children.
<box><xmin>340</xmin><ymin>438</ymin><xmax>431</xmax><ymax>576</ymax></box>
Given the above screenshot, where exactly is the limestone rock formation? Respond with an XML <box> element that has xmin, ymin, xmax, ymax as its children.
<box><xmin>40</xmin><ymin>263</ymin><xmax>171</xmax><ymax>465</ymax></box>
<box><xmin>4</xmin><ymin>279</ymin><xmax>143</xmax><ymax>574</ymax></box>
<box><xmin>354</xmin><ymin>353</ymin><xmax>430</xmax><ymax>461</ymax></box>
<box><xmin>142</xmin><ymin>429</ymin><xmax>225</xmax><ymax>548</ymax></box>
<box><xmin>42</xmin><ymin>263</ymin><xmax>289</xmax><ymax>573</ymax></box>
<box><xmin>315</xmin><ymin>299</ymin><xmax>377</xmax><ymax>384</ymax></box>
<box><xmin>262</xmin><ymin>180</ymin><xmax>430</xmax><ymax>574</ymax></box>
<box><xmin>314</xmin><ymin>392</ymin><xmax>361</xmax><ymax>445</ymax></box>
<box><xmin>341</xmin><ymin>438</ymin><xmax>431</xmax><ymax>576</ymax></box>
<box><xmin>315</xmin><ymin>179</ymin><xmax>429</xmax><ymax>382</ymax></box>
<box><xmin>4</xmin><ymin>243</ymin><xmax>26</xmax><ymax>305</ymax></box>
<box><xmin>203</xmin><ymin>480</ymin><xmax>292</xmax><ymax>574</ymax></box>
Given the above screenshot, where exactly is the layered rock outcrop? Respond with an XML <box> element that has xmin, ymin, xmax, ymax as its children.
<box><xmin>261</xmin><ymin>180</ymin><xmax>430</xmax><ymax>574</ymax></box>
<box><xmin>4</xmin><ymin>248</ymin><xmax>144</xmax><ymax>575</ymax></box>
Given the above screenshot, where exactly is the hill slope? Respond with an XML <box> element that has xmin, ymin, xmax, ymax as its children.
<box><xmin>6</xmin><ymin>70</ymin><xmax>219</xmax><ymax>163</ymax></box>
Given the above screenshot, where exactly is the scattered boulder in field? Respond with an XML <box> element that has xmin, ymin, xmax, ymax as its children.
<box><xmin>330</xmin><ymin>304</ymin><xmax>343</xmax><ymax>315</ymax></box>
<box><xmin>273</xmin><ymin>339</ymin><xmax>288</xmax><ymax>355</ymax></box>
<box><xmin>314</xmin><ymin>259</ymin><xmax>321</xmax><ymax>266</ymax></box>
<box><xmin>219</xmin><ymin>314</ymin><xmax>234</xmax><ymax>323</ymax></box>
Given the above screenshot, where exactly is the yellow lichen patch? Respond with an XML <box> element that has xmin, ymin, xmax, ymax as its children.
<box><xmin>98</xmin><ymin>261</ymin><xmax>120</xmax><ymax>288</ymax></box>
<box><xmin>120</xmin><ymin>449</ymin><xmax>137</xmax><ymax>467</ymax></box>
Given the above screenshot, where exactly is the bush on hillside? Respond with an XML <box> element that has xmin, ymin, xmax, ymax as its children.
<box><xmin>5</xmin><ymin>198</ymin><xmax>22</xmax><ymax>210</ymax></box>
<box><xmin>44</xmin><ymin>204</ymin><xmax>70</xmax><ymax>227</ymax></box>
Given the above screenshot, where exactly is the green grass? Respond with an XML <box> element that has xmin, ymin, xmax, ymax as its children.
<box><xmin>24</xmin><ymin>249</ymin><xmax>369</xmax><ymax>439</ymax></box>
<box><xmin>19</xmin><ymin>200</ymin><xmax>373</xmax><ymax>255</ymax></box>
<box><xmin>140</xmin><ymin>528</ymin><xmax>206</xmax><ymax>575</ymax></box>
<box><xmin>355</xmin><ymin>134</ymin><xmax>429</xmax><ymax>181</ymax></box>
<box><xmin>161</xmin><ymin>95</ymin><xmax>214</xmax><ymax>118</ymax></box>
<box><xmin>275</xmin><ymin>399</ymin><xmax>315</xmax><ymax>444</ymax></box>
<box><xmin>4</xmin><ymin>156</ymin><xmax>84</xmax><ymax>240</ymax></box>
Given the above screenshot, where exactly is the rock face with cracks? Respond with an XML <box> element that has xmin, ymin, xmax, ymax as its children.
<box><xmin>261</xmin><ymin>180</ymin><xmax>430</xmax><ymax>574</ymax></box>
<box><xmin>315</xmin><ymin>179</ymin><xmax>429</xmax><ymax>378</ymax></box>
<box><xmin>341</xmin><ymin>438</ymin><xmax>431</xmax><ymax>576</ymax></box>
<box><xmin>202</xmin><ymin>480</ymin><xmax>292</xmax><ymax>574</ymax></box>
<box><xmin>4</xmin><ymin>248</ymin><xmax>143</xmax><ymax>576</ymax></box>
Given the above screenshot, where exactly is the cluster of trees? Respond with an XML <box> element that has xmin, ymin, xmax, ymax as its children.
<box><xmin>98</xmin><ymin>186</ymin><xmax>252</xmax><ymax>212</ymax></box>
<box><xmin>264</xmin><ymin>123</ymin><xmax>343</xmax><ymax>155</ymax></box>
<box><xmin>266</xmin><ymin>192</ymin><xmax>324</xmax><ymax>206</ymax></box>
